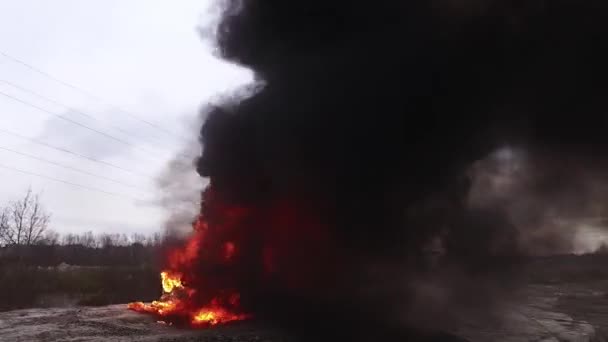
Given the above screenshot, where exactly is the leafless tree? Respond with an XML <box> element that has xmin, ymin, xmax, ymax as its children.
<box><xmin>130</xmin><ymin>233</ymin><xmax>146</xmax><ymax>245</ymax></box>
<box><xmin>37</xmin><ymin>230</ymin><xmax>60</xmax><ymax>246</ymax></box>
<box><xmin>98</xmin><ymin>233</ymin><xmax>115</xmax><ymax>248</ymax></box>
<box><xmin>62</xmin><ymin>233</ymin><xmax>77</xmax><ymax>245</ymax></box>
<box><xmin>0</xmin><ymin>207</ymin><xmax>10</xmax><ymax>245</ymax></box>
<box><xmin>79</xmin><ymin>231</ymin><xmax>97</xmax><ymax>248</ymax></box>
<box><xmin>0</xmin><ymin>188</ymin><xmax>51</xmax><ymax>245</ymax></box>
<box><xmin>118</xmin><ymin>233</ymin><xmax>129</xmax><ymax>246</ymax></box>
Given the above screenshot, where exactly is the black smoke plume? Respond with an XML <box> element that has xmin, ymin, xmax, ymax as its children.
<box><xmin>191</xmin><ymin>0</ymin><xmax>608</xmax><ymax>340</ymax></box>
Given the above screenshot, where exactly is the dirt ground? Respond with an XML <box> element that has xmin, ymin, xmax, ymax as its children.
<box><xmin>0</xmin><ymin>305</ymin><xmax>287</xmax><ymax>342</ymax></box>
<box><xmin>0</xmin><ymin>286</ymin><xmax>599</xmax><ymax>342</ymax></box>
<box><xmin>1</xmin><ymin>256</ymin><xmax>607</xmax><ymax>341</ymax></box>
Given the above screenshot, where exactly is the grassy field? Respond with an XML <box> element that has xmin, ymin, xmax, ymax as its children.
<box><xmin>3</xmin><ymin>253</ymin><xmax>608</xmax><ymax>313</ymax></box>
<box><xmin>0</xmin><ymin>264</ymin><xmax>160</xmax><ymax>311</ymax></box>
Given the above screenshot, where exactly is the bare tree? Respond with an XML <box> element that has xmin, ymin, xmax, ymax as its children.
<box><xmin>118</xmin><ymin>233</ymin><xmax>129</xmax><ymax>246</ymax></box>
<box><xmin>0</xmin><ymin>207</ymin><xmax>10</xmax><ymax>246</ymax></box>
<box><xmin>37</xmin><ymin>230</ymin><xmax>60</xmax><ymax>246</ymax></box>
<box><xmin>98</xmin><ymin>233</ymin><xmax>115</xmax><ymax>248</ymax></box>
<box><xmin>62</xmin><ymin>233</ymin><xmax>77</xmax><ymax>245</ymax></box>
<box><xmin>79</xmin><ymin>231</ymin><xmax>96</xmax><ymax>248</ymax></box>
<box><xmin>144</xmin><ymin>232</ymin><xmax>165</xmax><ymax>247</ymax></box>
<box><xmin>0</xmin><ymin>188</ymin><xmax>51</xmax><ymax>245</ymax></box>
<box><xmin>130</xmin><ymin>233</ymin><xmax>146</xmax><ymax>245</ymax></box>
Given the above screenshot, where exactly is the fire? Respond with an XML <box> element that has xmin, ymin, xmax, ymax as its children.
<box><xmin>128</xmin><ymin>269</ymin><xmax>247</xmax><ymax>326</ymax></box>
<box><xmin>161</xmin><ymin>271</ymin><xmax>183</xmax><ymax>293</ymax></box>
<box><xmin>128</xmin><ymin>183</ymin><xmax>332</xmax><ymax>329</ymax></box>
<box><xmin>128</xmin><ymin>204</ymin><xmax>250</xmax><ymax>328</ymax></box>
<box><xmin>193</xmin><ymin>310</ymin><xmax>218</xmax><ymax>323</ymax></box>
<box><xmin>192</xmin><ymin>306</ymin><xmax>248</xmax><ymax>326</ymax></box>
<box><xmin>167</xmin><ymin>230</ymin><xmax>203</xmax><ymax>270</ymax></box>
<box><xmin>128</xmin><ymin>299</ymin><xmax>179</xmax><ymax>315</ymax></box>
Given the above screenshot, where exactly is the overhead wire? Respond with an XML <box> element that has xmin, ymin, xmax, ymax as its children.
<box><xmin>0</xmin><ymin>90</ymin><xmax>166</xmax><ymax>162</ymax></box>
<box><xmin>0</xmin><ymin>127</ymin><xmax>155</xmax><ymax>180</ymax></box>
<box><xmin>0</xmin><ymin>50</ymin><xmax>184</xmax><ymax>141</ymax></box>
<box><xmin>0</xmin><ymin>145</ymin><xmax>147</xmax><ymax>192</ymax></box>
<box><xmin>0</xmin><ymin>51</ymin><xmax>197</xmax><ymax>207</ymax></box>
<box><xmin>0</xmin><ymin>78</ymin><xmax>171</xmax><ymax>151</ymax></box>
<box><xmin>0</xmin><ymin>162</ymin><xmax>145</xmax><ymax>202</ymax></box>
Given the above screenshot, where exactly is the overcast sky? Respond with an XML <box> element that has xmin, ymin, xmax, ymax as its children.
<box><xmin>0</xmin><ymin>0</ymin><xmax>251</xmax><ymax>235</ymax></box>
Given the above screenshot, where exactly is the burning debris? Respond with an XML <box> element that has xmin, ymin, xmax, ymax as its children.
<box><xmin>129</xmin><ymin>184</ymin><xmax>333</xmax><ymax>329</ymax></box>
<box><xmin>128</xmin><ymin>269</ymin><xmax>248</xmax><ymax>327</ymax></box>
<box><xmin>129</xmin><ymin>189</ymin><xmax>251</xmax><ymax>327</ymax></box>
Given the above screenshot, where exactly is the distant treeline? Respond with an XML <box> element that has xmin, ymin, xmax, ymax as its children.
<box><xmin>0</xmin><ymin>231</ymin><xmax>167</xmax><ymax>310</ymax></box>
<box><xmin>0</xmin><ymin>189</ymin><xmax>173</xmax><ymax>310</ymax></box>
<box><xmin>0</xmin><ymin>231</ymin><xmax>168</xmax><ymax>267</ymax></box>
<box><xmin>1</xmin><ymin>188</ymin><xmax>169</xmax><ymax>260</ymax></box>
<box><xmin>0</xmin><ymin>244</ymin><xmax>158</xmax><ymax>267</ymax></box>
<box><xmin>55</xmin><ymin>231</ymin><xmax>164</xmax><ymax>248</ymax></box>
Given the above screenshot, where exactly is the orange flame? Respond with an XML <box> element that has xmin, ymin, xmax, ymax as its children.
<box><xmin>192</xmin><ymin>306</ymin><xmax>249</xmax><ymax>326</ymax></box>
<box><xmin>129</xmin><ymin>266</ymin><xmax>247</xmax><ymax>327</ymax></box>
<box><xmin>161</xmin><ymin>271</ymin><xmax>183</xmax><ymax>293</ymax></box>
<box><xmin>168</xmin><ymin>231</ymin><xmax>202</xmax><ymax>270</ymax></box>
<box><xmin>129</xmin><ymin>191</ymin><xmax>251</xmax><ymax>328</ymax></box>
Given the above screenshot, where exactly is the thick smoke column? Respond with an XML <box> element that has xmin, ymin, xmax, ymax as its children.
<box><xmin>152</xmin><ymin>0</ymin><xmax>608</xmax><ymax>340</ymax></box>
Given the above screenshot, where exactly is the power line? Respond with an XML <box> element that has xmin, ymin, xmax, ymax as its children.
<box><xmin>0</xmin><ymin>162</ymin><xmax>143</xmax><ymax>202</ymax></box>
<box><xmin>0</xmin><ymin>127</ymin><xmax>154</xmax><ymax>180</ymax></box>
<box><xmin>0</xmin><ymin>90</ymin><xmax>131</xmax><ymax>145</ymax></box>
<box><xmin>0</xmin><ymin>79</ymin><xmax>170</xmax><ymax>150</ymax></box>
<box><xmin>0</xmin><ymin>145</ymin><xmax>147</xmax><ymax>191</ymax></box>
<box><xmin>0</xmin><ymin>90</ymin><xmax>164</xmax><ymax>162</ymax></box>
<box><xmin>0</xmin><ymin>50</ymin><xmax>184</xmax><ymax>141</ymax></box>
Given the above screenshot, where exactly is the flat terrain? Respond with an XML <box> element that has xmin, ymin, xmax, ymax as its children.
<box><xmin>2</xmin><ymin>255</ymin><xmax>608</xmax><ymax>341</ymax></box>
<box><xmin>0</xmin><ymin>286</ymin><xmax>599</xmax><ymax>342</ymax></box>
<box><xmin>0</xmin><ymin>305</ymin><xmax>286</xmax><ymax>342</ymax></box>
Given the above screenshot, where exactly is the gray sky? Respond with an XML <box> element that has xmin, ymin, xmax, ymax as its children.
<box><xmin>0</xmin><ymin>0</ymin><xmax>251</xmax><ymax>235</ymax></box>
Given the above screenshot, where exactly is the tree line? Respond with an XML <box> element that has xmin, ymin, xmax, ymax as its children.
<box><xmin>0</xmin><ymin>188</ymin><xmax>164</xmax><ymax>248</ymax></box>
<box><xmin>0</xmin><ymin>188</ymin><xmax>166</xmax><ymax>267</ymax></box>
<box><xmin>46</xmin><ymin>231</ymin><xmax>164</xmax><ymax>248</ymax></box>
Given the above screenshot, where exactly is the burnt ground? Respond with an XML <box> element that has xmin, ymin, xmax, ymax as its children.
<box><xmin>1</xmin><ymin>255</ymin><xmax>608</xmax><ymax>341</ymax></box>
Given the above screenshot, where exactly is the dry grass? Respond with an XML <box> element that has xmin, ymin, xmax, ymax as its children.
<box><xmin>0</xmin><ymin>265</ymin><xmax>160</xmax><ymax>311</ymax></box>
